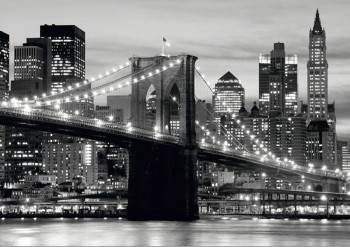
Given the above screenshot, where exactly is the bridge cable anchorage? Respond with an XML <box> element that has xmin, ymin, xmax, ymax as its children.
<box><xmin>194</xmin><ymin>95</ymin><xmax>248</xmax><ymax>151</ymax></box>
<box><xmin>195</xmin><ymin>68</ymin><xmax>345</xmax><ymax>181</ymax></box>
<box><xmin>12</xmin><ymin>60</ymin><xmax>131</xmax><ymax>105</ymax></box>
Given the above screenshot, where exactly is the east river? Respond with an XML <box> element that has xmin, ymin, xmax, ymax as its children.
<box><xmin>1</xmin><ymin>216</ymin><xmax>350</xmax><ymax>246</ymax></box>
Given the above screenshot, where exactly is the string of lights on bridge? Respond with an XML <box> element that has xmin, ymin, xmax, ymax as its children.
<box><xmin>1</xmin><ymin>56</ymin><xmax>348</xmax><ymax>182</ymax></box>
<box><xmin>2</xmin><ymin>60</ymin><xmax>132</xmax><ymax>107</ymax></box>
<box><xmin>3</xmin><ymin>59</ymin><xmax>183</xmax><ymax>111</ymax></box>
<box><xmin>194</xmin><ymin>66</ymin><xmax>349</xmax><ymax>181</ymax></box>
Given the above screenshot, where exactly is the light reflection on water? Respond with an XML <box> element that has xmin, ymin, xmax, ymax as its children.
<box><xmin>1</xmin><ymin>216</ymin><xmax>350</xmax><ymax>246</ymax></box>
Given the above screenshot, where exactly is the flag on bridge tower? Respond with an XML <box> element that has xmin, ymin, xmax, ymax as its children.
<box><xmin>162</xmin><ymin>37</ymin><xmax>171</xmax><ymax>55</ymax></box>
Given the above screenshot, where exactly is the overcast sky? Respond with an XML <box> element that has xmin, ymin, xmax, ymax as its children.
<box><xmin>1</xmin><ymin>0</ymin><xmax>350</xmax><ymax>139</ymax></box>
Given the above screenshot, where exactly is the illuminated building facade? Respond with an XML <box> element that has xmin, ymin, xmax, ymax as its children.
<box><xmin>0</xmin><ymin>31</ymin><xmax>9</xmax><ymax>181</ymax></box>
<box><xmin>40</xmin><ymin>24</ymin><xmax>85</xmax><ymax>93</ymax></box>
<box><xmin>306</xmin><ymin>120</ymin><xmax>336</xmax><ymax>169</ymax></box>
<box><xmin>12</xmin><ymin>45</ymin><xmax>45</xmax><ymax>97</ymax></box>
<box><xmin>0</xmin><ymin>31</ymin><xmax>9</xmax><ymax>99</ymax></box>
<box><xmin>213</xmin><ymin>71</ymin><xmax>245</xmax><ymax>117</ymax></box>
<box><xmin>213</xmin><ymin>71</ymin><xmax>245</xmax><ymax>138</ymax></box>
<box><xmin>259</xmin><ymin>43</ymin><xmax>298</xmax><ymax>116</ymax></box>
<box><xmin>342</xmin><ymin>142</ymin><xmax>350</xmax><ymax>172</ymax></box>
<box><xmin>43</xmin><ymin>142</ymin><xmax>97</xmax><ymax>185</ymax></box>
<box><xmin>269</xmin><ymin>115</ymin><xmax>306</xmax><ymax>166</ymax></box>
<box><xmin>5</xmin><ymin>39</ymin><xmax>50</xmax><ymax>183</ymax></box>
<box><xmin>4</xmin><ymin>130</ymin><xmax>43</xmax><ymax>182</ymax></box>
<box><xmin>307</xmin><ymin>9</ymin><xmax>328</xmax><ymax>121</ymax></box>
<box><xmin>23</xmin><ymin>38</ymin><xmax>52</xmax><ymax>93</ymax></box>
<box><xmin>243</xmin><ymin>103</ymin><xmax>306</xmax><ymax>165</ymax></box>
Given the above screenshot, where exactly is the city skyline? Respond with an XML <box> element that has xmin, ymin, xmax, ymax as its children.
<box><xmin>2</xmin><ymin>2</ymin><xmax>350</xmax><ymax>245</ymax></box>
<box><xmin>1</xmin><ymin>0</ymin><xmax>349</xmax><ymax>140</ymax></box>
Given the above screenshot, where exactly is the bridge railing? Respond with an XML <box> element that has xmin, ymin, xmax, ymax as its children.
<box><xmin>0</xmin><ymin>107</ymin><xmax>181</xmax><ymax>145</ymax></box>
<box><xmin>199</xmin><ymin>142</ymin><xmax>343</xmax><ymax>180</ymax></box>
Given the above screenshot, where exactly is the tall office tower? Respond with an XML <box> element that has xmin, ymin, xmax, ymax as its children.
<box><xmin>12</xmin><ymin>45</ymin><xmax>45</xmax><ymax>97</ymax></box>
<box><xmin>307</xmin><ymin>10</ymin><xmax>328</xmax><ymax>121</ymax></box>
<box><xmin>40</xmin><ymin>25</ymin><xmax>91</xmax><ymax>164</ymax></box>
<box><xmin>213</xmin><ymin>72</ymin><xmax>245</xmax><ymax>139</ymax></box>
<box><xmin>23</xmin><ymin>38</ymin><xmax>52</xmax><ymax>93</ymax></box>
<box><xmin>5</xmin><ymin>40</ymin><xmax>51</xmax><ymax>182</ymax></box>
<box><xmin>213</xmin><ymin>71</ymin><xmax>245</xmax><ymax>117</ymax></box>
<box><xmin>0</xmin><ymin>31</ymin><xmax>9</xmax><ymax>99</ymax></box>
<box><xmin>40</xmin><ymin>25</ymin><xmax>85</xmax><ymax>93</ymax></box>
<box><xmin>0</xmin><ymin>31</ymin><xmax>9</xmax><ymax>182</ymax></box>
<box><xmin>259</xmin><ymin>43</ymin><xmax>298</xmax><ymax>116</ymax></box>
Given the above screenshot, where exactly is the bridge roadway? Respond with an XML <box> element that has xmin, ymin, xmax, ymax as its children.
<box><xmin>0</xmin><ymin>107</ymin><xmax>346</xmax><ymax>183</ymax></box>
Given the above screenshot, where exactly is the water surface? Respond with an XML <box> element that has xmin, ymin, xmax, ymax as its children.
<box><xmin>1</xmin><ymin>216</ymin><xmax>349</xmax><ymax>246</ymax></box>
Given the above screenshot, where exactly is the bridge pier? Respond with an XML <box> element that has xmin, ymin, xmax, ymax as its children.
<box><xmin>127</xmin><ymin>142</ymin><xmax>198</xmax><ymax>220</ymax></box>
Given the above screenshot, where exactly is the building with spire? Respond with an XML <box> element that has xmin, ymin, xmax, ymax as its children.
<box><xmin>306</xmin><ymin>10</ymin><xmax>337</xmax><ymax>167</ymax></box>
<box><xmin>259</xmin><ymin>43</ymin><xmax>298</xmax><ymax>116</ymax></box>
<box><xmin>307</xmin><ymin>9</ymin><xmax>329</xmax><ymax>121</ymax></box>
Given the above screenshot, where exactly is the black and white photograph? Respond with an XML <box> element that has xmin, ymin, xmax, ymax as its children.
<box><xmin>1</xmin><ymin>0</ymin><xmax>350</xmax><ymax>246</ymax></box>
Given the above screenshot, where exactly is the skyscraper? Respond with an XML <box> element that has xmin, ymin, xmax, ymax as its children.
<box><xmin>213</xmin><ymin>71</ymin><xmax>245</xmax><ymax>140</ymax></box>
<box><xmin>6</xmin><ymin>38</ymin><xmax>51</xmax><ymax>183</ymax></box>
<box><xmin>12</xmin><ymin>45</ymin><xmax>45</xmax><ymax>97</ymax></box>
<box><xmin>213</xmin><ymin>71</ymin><xmax>245</xmax><ymax>117</ymax></box>
<box><xmin>40</xmin><ymin>24</ymin><xmax>85</xmax><ymax>93</ymax></box>
<box><xmin>259</xmin><ymin>43</ymin><xmax>298</xmax><ymax>116</ymax></box>
<box><xmin>0</xmin><ymin>31</ymin><xmax>9</xmax><ymax>182</ymax></box>
<box><xmin>0</xmin><ymin>31</ymin><xmax>9</xmax><ymax>99</ymax></box>
<box><xmin>24</xmin><ymin>38</ymin><xmax>52</xmax><ymax>93</ymax></box>
<box><xmin>307</xmin><ymin>9</ymin><xmax>328</xmax><ymax>120</ymax></box>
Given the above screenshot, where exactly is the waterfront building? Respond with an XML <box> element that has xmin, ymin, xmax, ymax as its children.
<box><xmin>24</xmin><ymin>174</ymin><xmax>56</xmax><ymax>186</ymax></box>
<box><xmin>42</xmin><ymin>142</ymin><xmax>98</xmax><ymax>185</ymax></box>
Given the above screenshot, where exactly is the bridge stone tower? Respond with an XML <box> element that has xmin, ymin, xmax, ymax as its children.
<box><xmin>127</xmin><ymin>54</ymin><xmax>199</xmax><ymax>220</ymax></box>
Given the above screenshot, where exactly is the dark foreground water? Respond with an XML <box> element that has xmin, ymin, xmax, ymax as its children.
<box><xmin>1</xmin><ymin>216</ymin><xmax>350</xmax><ymax>246</ymax></box>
